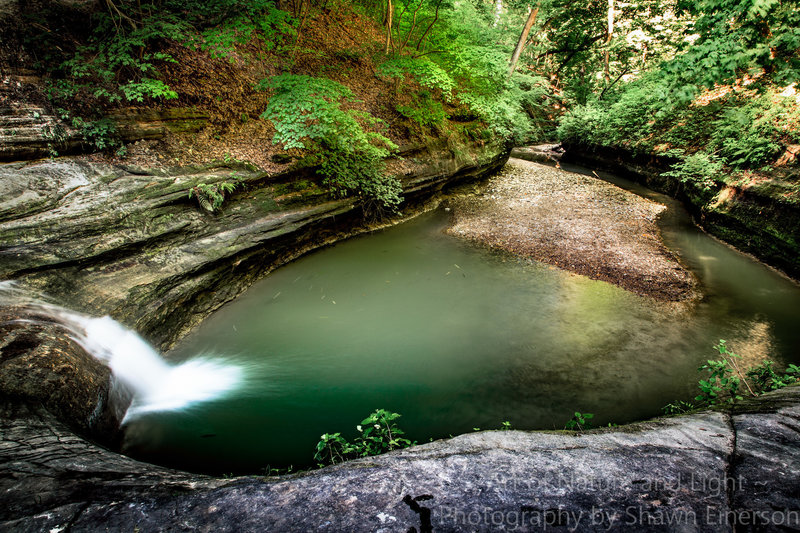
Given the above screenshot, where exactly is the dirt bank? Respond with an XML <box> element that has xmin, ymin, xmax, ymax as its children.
<box><xmin>446</xmin><ymin>158</ymin><xmax>696</xmax><ymax>301</ymax></box>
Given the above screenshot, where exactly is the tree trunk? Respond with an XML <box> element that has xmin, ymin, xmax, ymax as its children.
<box><xmin>508</xmin><ymin>4</ymin><xmax>540</xmax><ymax>78</ymax></box>
<box><xmin>385</xmin><ymin>0</ymin><xmax>394</xmax><ymax>54</ymax></box>
<box><xmin>604</xmin><ymin>0</ymin><xmax>614</xmax><ymax>81</ymax></box>
<box><xmin>415</xmin><ymin>0</ymin><xmax>443</xmax><ymax>51</ymax></box>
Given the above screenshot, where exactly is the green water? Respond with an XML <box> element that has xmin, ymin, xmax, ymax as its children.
<box><xmin>123</xmin><ymin>164</ymin><xmax>800</xmax><ymax>475</ymax></box>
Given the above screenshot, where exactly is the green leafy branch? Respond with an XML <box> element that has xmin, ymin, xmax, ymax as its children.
<box><xmin>259</xmin><ymin>74</ymin><xmax>402</xmax><ymax>214</ymax></box>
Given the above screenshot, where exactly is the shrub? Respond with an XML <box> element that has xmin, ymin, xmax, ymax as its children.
<box><xmin>693</xmin><ymin>340</ymin><xmax>799</xmax><ymax>408</ymax></box>
<box><xmin>663</xmin><ymin>151</ymin><xmax>724</xmax><ymax>192</ymax></box>
<box><xmin>259</xmin><ymin>75</ymin><xmax>401</xmax><ymax>213</ymax></box>
<box><xmin>53</xmin><ymin>12</ymin><xmax>186</xmax><ymax>106</ymax></box>
<box><xmin>377</xmin><ymin>56</ymin><xmax>456</xmax><ymax>97</ymax></box>
<box><xmin>710</xmin><ymin>99</ymin><xmax>783</xmax><ymax>169</ymax></box>
<box><xmin>395</xmin><ymin>91</ymin><xmax>448</xmax><ymax>130</ymax></box>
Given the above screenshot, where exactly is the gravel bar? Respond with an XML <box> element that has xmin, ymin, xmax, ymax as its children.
<box><xmin>446</xmin><ymin>158</ymin><xmax>696</xmax><ymax>301</ymax></box>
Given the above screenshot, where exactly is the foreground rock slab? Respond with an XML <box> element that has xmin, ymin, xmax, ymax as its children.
<box><xmin>447</xmin><ymin>158</ymin><xmax>696</xmax><ymax>301</ymax></box>
<box><xmin>3</xmin><ymin>387</ymin><xmax>800</xmax><ymax>531</ymax></box>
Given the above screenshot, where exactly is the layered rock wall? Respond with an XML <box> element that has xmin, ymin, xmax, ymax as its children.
<box><xmin>0</xmin><ymin>138</ymin><xmax>509</xmax><ymax>438</ymax></box>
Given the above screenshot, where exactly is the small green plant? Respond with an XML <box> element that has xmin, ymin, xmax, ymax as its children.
<box><xmin>262</xmin><ymin>464</ymin><xmax>294</xmax><ymax>476</ymax></box>
<box><xmin>188</xmin><ymin>180</ymin><xmax>241</xmax><ymax>212</ymax></box>
<box><xmin>500</xmin><ymin>420</ymin><xmax>512</xmax><ymax>431</ymax></box>
<box><xmin>746</xmin><ymin>360</ymin><xmax>800</xmax><ymax>392</ymax></box>
<box><xmin>72</xmin><ymin>116</ymin><xmax>124</xmax><ymax>153</ymax></box>
<box><xmin>41</xmin><ymin>122</ymin><xmax>70</xmax><ymax>158</ymax></box>
<box><xmin>661</xmin><ymin>400</ymin><xmax>696</xmax><ymax>415</ymax></box>
<box><xmin>355</xmin><ymin>409</ymin><xmax>414</xmax><ymax>457</ymax></box>
<box><xmin>565</xmin><ymin>411</ymin><xmax>594</xmax><ymax>431</ymax></box>
<box><xmin>695</xmin><ymin>340</ymin><xmax>755</xmax><ymax>406</ymax></box>
<box><xmin>664</xmin><ymin>340</ymin><xmax>800</xmax><ymax>413</ymax></box>
<box><xmin>313</xmin><ymin>432</ymin><xmax>354</xmax><ymax>466</ymax></box>
<box><xmin>314</xmin><ymin>409</ymin><xmax>414</xmax><ymax>467</ymax></box>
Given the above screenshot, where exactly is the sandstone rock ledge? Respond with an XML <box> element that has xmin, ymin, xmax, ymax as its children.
<box><xmin>2</xmin><ymin>387</ymin><xmax>800</xmax><ymax>532</ymax></box>
<box><xmin>447</xmin><ymin>158</ymin><xmax>696</xmax><ymax>301</ymax></box>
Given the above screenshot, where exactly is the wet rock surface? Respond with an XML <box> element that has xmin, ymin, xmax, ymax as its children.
<box><xmin>447</xmin><ymin>158</ymin><xmax>697</xmax><ymax>301</ymax></box>
<box><xmin>2</xmin><ymin>388</ymin><xmax>800</xmax><ymax>531</ymax></box>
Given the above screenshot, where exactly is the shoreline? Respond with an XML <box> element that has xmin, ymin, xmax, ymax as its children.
<box><xmin>446</xmin><ymin>158</ymin><xmax>697</xmax><ymax>301</ymax></box>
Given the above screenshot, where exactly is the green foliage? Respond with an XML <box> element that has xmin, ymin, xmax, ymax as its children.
<box><xmin>313</xmin><ymin>432</ymin><xmax>354</xmax><ymax>466</ymax></box>
<box><xmin>436</xmin><ymin>3</ymin><xmax>547</xmax><ymax>142</ymax></box>
<box><xmin>70</xmin><ymin>116</ymin><xmax>125</xmax><ymax>153</ymax></box>
<box><xmin>677</xmin><ymin>340</ymin><xmax>800</xmax><ymax>409</ymax></box>
<box><xmin>695</xmin><ymin>340</ymin><xmax>746</xmax><ymax>406</ymax></box>
<box><xmin>551</xmin><ymin>0</ymin><xmax>799</xmax><ymax>174</ymax></box>
<box><xmin>259</xmin><ymin>75</ymin><xmax>354</xmax><ymax>150</ymax></box>
<box><xmin>558</xmin><ymin>74</ymin><xmax>796</xmax><ymax>193</ymax></box>
<box><xmin>377</xmin><ymin>56</ymin><xmax>457</xmax><ymax>96</ymax></box>
<box><xmin>377</xmin><ymin>48</ymin><xmax>457</xmax><ymax>133</ymax></box>
<box><xmin>710</xmin><ymin>99</ymin><xmax>783</xmax><ymax>168</ymax></box>
<box><xmin>663</xmin><ymin>341</ymin><xmax>800</xmax><ymax>414</ymax></box>
<box><xmin>314</xmin><ymin>409</ymin><xmax>414</xmax><ymax>467</ymax></box>
<box><xmin>500</xmin><ymin>420</ymin><xmax>512</xmax><ymax>431</ymax></box>
<box><xmin>259</xmin><ymin>75</ymin><xmax>401</xmax><ymax>213</ymax></box>
<box><xmin>188</xmin><ymin>179</ymin><xmax>242</xmax><ymax>212</ymax></box>
<box><xmin>194</xmin><ymin>0</ymin><xmax>296</xmax><ymax>61</ymax></box>
<box><xmin>373</xmin><ymin>0</ymin><xmax>552</xmax><ymax>143</ymax></box>
<box><xmin>669</xmin><ymin>0</ymin><xmax>800</xmax><ymax>93</ymax></box>
<box><xmin>662</xmin><ymin>400</ymin><xmax>697</xmax><ymax>415</ymax></box>
<box><xmin>557</xmin><ymin>76</ymin><xmax>675</xmax><ymax>150</ymax></box>
<box><xmin>564</xmin><ymin>411</ymin><xmax>594</xmax><ymax>431</ymax></box>
<box><xmin>663</xmin><ymin>151</ymin><xmax>724</xmax><ymax>192</ymax></box>
<box><xmin>396</xmin><ymin>92</ymin><xmax>448</xmax><ymax>130</ymax></box>
<box><xmin>52</xmin><ymin>12</ymin><xmax>186</xmax><ymax>106</ymax></box>
<box><xmin>355</xmin><ymin>409</ymin><xmax>414</xmax><ymax>456</ymax></box>
<box><xmin>746</xmin><ymin>361</ymin><xmax>800</xmax><ymax>392</ymax></box>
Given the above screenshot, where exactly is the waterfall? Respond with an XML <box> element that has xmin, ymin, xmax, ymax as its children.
<box><xmin>0</xmin><ymin>281</ymin><xmax>242</xmax><ymax>423</ymax></box>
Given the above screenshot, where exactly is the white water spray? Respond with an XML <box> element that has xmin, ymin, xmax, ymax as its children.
<box><xmin>0</xmin><ymin>281</ymin><xmax>242</xmax><ymax>423</ymax></box>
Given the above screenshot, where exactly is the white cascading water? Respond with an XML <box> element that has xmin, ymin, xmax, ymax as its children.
<box><xmin>0</xmin><ymin>281</ymin><xmax>242</xmax><ymax>423</ymax></box>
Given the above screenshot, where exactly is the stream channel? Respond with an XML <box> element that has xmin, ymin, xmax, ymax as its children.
<box><xmin>122</xmin><ymin>162</ymin><xmax>800</xmax><ymax>474</ymax></box>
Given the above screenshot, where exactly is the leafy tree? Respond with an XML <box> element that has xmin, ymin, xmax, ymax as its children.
<box><xmin>668</xmin><ymin>0</ymin><xmax>800</xmax><ymax>97</ymax></box>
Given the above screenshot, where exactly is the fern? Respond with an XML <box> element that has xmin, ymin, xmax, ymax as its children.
<box><xmin>188</xmin><ymin>180</ymin><xmax>242</xmax><ymax>212</ymax></box>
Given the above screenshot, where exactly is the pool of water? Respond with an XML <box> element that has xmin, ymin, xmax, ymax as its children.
<box><xmin>122</xmin><ymin>163</ymin><xmax>800</xmax><ymax>475</ymax></box>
